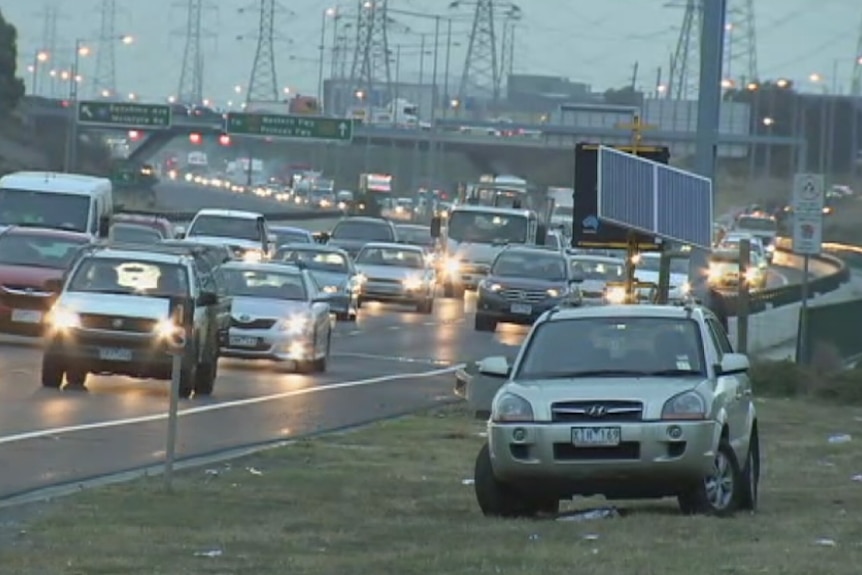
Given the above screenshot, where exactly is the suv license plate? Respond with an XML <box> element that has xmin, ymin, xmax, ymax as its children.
<box><xmin>510</xmin><ymin>303</ymin><xmax>532</xmax><ymax>314</ymax></box>
<box><xmin>572</xmin><ymin>427</ymin><xmax>621</xmax><ymax>447</ymax></box>
<box><xmin>11</xmin><ymin>309</ymin><xmax>42</xmax><ymax>323</ymax></box>
<box><xmin>99</xmin><ymin>348</ymin><xmax>132</xmax><ymax>361</ymax></box>
<box><xmin>230</xmin><ymin>336</ymin><xmax>259</xmax><ymax>348</ymax></box>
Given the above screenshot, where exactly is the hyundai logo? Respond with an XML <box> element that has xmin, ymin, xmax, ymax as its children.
<box><xmin>586</xmin><ymin>405</ymin><xmax>607</xmax><ymax>418</ymax></box>
<box><xmin>516</xmin><ymin>291</ymin><xmax>528</xmax><ymax>300</ymax></box>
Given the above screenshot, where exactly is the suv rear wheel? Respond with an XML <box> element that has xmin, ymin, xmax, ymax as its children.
<box><xmin>41</xmin><ymin>352</ymin><xmax>64</xmax><ymax>388</ymax></box>
<box><xmin>194</xmin><ymin>337</ymin><xmax>218</xmax><ymax>396</ymax></box>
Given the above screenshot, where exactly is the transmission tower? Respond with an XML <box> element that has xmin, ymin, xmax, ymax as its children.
<box><xmin>667</xmin><ymin>0</ymin><xmax>701</xmax><ymax>100</ymax></box>
<box><xmin>38</xmin><ymin>1</ymin><xmax>60</xmax><ymax>97</ymax></box>
<box><xmin>332</xmin><ymin>22</ymin><xmax>351</xmax><ymax>79</ymax></box>
<box><xmin>458</xmin><ymin>0</ymin><xmax>499</xmax><ymax>107</ymax></box>
<box><xmin>851</xmin><ymin>9</ymin><xmax>862</xmax><ymax>96</ymax></box>
<box><xmin>498</xmin><ymin>6</ymin><xmax>522</xmax><ymax>94</ymax></box>
<box><xmin>176</xmin><ymin>0</ymin><xmax>205</xmax><ymax>104</ymax></box>
<box><xmin>348</xmin><ymin>0</ymin><xmax>392</xmax><ymax>106</ymax></box>
<box><xmin>92</xmin><ymin>0</ymin><xmax>117</xmax><ymax>98</ymax></box>
<box><xmin>245</xmin><ymin>0</ymin><xmax>279</xmax><ymax>103</ymax></box>
<box><xmin>725</xmin><ymin>0</ymin><xmax>758</xmax><ymax>85</ymax></box>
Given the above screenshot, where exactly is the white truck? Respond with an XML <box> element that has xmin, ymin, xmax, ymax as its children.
<box><xmin>347</xmin><ymin>98</ymin><xmax>429</xmax><ymax>130</ymax></box>
<box><xmin>430</xmin><ymin>204</ymin><xmax>543</xmax><ymax>299</ymax></box>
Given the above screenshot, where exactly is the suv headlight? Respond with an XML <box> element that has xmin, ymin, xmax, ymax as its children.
<box><xmin>281</xmin><ymin>314</ymin><xmax>311</xmax><ymax>334</ymax></box>
<box><xmin>604</xmin><ymin>286</ymin><xmax>626</xmax><ymax>304</ymax></box>
<box><xmin>403</xmin><ymin>276</ymin><xmax>423</xmax><ymax>290</ymax></box>
<box><xmin>547</xmin><ymin>286</ymin><xmax>569</xmax><ymax>298</ymax></box>
<box><xmin>661</xmin><ymin>390</ymin><xmax>707</xmax><ymax>420</ymax></box>
<box><xmin>243</xmin><ymin>249</ymin><xmax>264</xmax><ymax>262</ymax></box>
<box><xmin>49</xmin><ymin>307</ymin><xmax>80</xmax><ymax>330</ymax></box>
<box><xmin>153</xmin><ymin>318</ymin><xmax>182</xmax><ymax>339</ymax></box>
<box><xmin>492</xmin><ymin>392</ymin><xmax>534</xmax><ymax>422</ymax></box>
<box><xmin>323</xmin><ymin>285</ymin><xmax>340</xmax><ymax>294</ymax></box>
<box><xmin>478</xmin><ymin>279</ymin><xmax>501</xmax><ymax>292</ymax></box>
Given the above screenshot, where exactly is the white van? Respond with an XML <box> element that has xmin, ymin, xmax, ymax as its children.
<box><xmin>0</xmin><ymin>171</ymin><xmax>113</xmax><ymax>240</ymax></box>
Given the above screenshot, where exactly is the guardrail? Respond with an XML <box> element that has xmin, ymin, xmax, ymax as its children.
<box><xmin>719</xmin><ymin>237</ymin><xmax>849</xmax><ymax>316</ymax></box>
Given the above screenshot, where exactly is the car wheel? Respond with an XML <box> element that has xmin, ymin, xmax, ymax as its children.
<box><xmin>178</xmin><ymin>346</ymin><xmax>198</xmax><ymax>399</ymax></box>
<box><xmin>474</xmin><ymin>314</ymin><xmax>496</xmax><ymax>332</ymax></box>
<box><xmin>678</xmin><ymin>438</ymin><xmax>741</xmax><ymax>516</ymax></box>
<box><xmin>312</xmin><ymin>331</ymin><xmax>331</xmax><ymax>373</ymax></box>
<box><xmin>194</xmin><ymin>343</ymin><xmax>217</xmax><ymax>397</ymax></box>
<box><xmin>65</xmin><ymin>367</ymin><xmax>88</xmax><ymax>388</ymax></box>
<box><xmin>474</xmin><ymin>443</ymin><xmax>536</xmax><ymax>518</ymax></box>
<box><xmin>41</xmin><ymin>352</ymin><xmax>64</xmax><ymax>389</ymax></box>
<box><xmin>737</xmin><ymin>430</ymin><xmax>760</xmax><ymax>512</ymax></box>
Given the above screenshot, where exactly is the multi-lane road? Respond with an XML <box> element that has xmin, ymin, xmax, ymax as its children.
<box><xmin>0</xmin><ymin>182</ymin><xmax>805</xmax><ymax>502</ymax></box>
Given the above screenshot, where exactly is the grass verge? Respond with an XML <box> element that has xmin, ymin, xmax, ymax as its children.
<box><xmin>752</xmin><ymin>359</ymin><xmax>862</xmax><ymax>403</ymax></box>
<box><xmin>2</xmin><ymin>401</ymin><xmax>862</xmax><ymax>574</ymax></box>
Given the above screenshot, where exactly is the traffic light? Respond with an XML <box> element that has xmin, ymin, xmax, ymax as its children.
<box><xmin>189</xmin><ymin>132</ymin><xmax>202</xmax><ymax>145</ymax></box>
<box><xmin>218</xmin><ymin>134</ymin><xmax>231</xmax><ymax>146</ymax></box>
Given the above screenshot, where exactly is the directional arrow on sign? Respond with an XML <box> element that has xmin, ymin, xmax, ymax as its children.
<box><xmin>81</xmin><ymin>105</ymin><xmax>93</xmax><ymax>119</ymax></box>
<box><xmin>338</xmin><ymin>122</ymin><xmax>348</xmax><ymax>137</ymax></box>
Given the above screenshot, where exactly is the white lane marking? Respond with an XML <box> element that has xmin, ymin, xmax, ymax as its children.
<box><xmin>0</xmin><ymin>366</ymin><xmax>462</xmax><ymax>446</ymax></box>
<box><xmin>387</xmin><ymin>325</ymin><xmax>400</xmax><ymax>330</ymax></box>
<box><xmin>333</xmin><ymin>352</ymin><xmax>451</xmax><ymax>366</ymax></box>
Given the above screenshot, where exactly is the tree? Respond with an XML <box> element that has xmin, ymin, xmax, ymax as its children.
<box><xmin>0</xmin><ymin>10</ymin><xmax>25</xmax><ymax>116</ymax></box>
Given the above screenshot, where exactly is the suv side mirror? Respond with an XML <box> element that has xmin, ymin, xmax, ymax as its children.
<box><xmin>97</xmin><ymin>215</ymin><xmax>110</xmax><ymax>238</ymax></box>
<box><xmin>197</xmin><ymin>291</ymin><xmax>218</xmax><ymax>306</ymax></box>
<box><xmin>174</xmin><ymin>225</ymin><xmax>186</xmax><ymax>239</ymax></box>
<box><xmin>717</xmin><ymin>352</ymin><xmax>749</xmax><ymax>375</ymax></box>
<box><xmin>477</xmin><ymin>356</ymin><xmax>510</xmax><ymax>378</ymax></box>
<box><xmin>44</xmin><ymin>278</ymin><xmax>64</xmax><ymax>293</ymax></box>
<box><xmin>430</xmin><ymin>216</ymin><xmax>441</xmax><ymax>238</ymax></box>
<box><xmin>314</xmin><ymin>231</ymin><xmax>330</xmax><ymax>244</ymax></box>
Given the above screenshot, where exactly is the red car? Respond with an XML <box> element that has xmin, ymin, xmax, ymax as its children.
<box><xmin>0</xmin><ymin>226</ymin><xmax>92</xmax><ymax>335</ymax></box>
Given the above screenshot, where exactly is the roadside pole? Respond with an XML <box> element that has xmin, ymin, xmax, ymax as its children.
<box><xmin>791</xmin><ymin>173</ymin><xmax>825</xmax><ymax>363</ymax></box>
<box><xmin>164</xmin><ymin>297</ymin><xmax>190</xmax><ymax>492</ymax></box>
<box><xmin>737</xmin><ymin>238</ymin><xmax>750</xmax><ymax>354</ymax></box>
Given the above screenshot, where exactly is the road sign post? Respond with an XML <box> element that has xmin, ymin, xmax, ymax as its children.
<box><xmin>596</xmin><ymin>145</ymin><xmax>713</xmax><ymax>302</ymax></box>
<box><xmin>791</xmin><ymin>173</ymin><xmax>825</xmax><ymax>362</ymax></box>
<box><xmin>225</xmin><ymin>112</ymin><xmax>354</xmax><ymax>142</ymax></box>
<box><xmin>77</xmin><ymin>101</ymin><xmax>172</xmax><ymax>129</ymax></box>
<box><xmin>737</xmin><ymin>238</ymin><xmax>751</xmax><ymax>354</ymax></box>
<box><xmin>164</xmin><ymin>297</ymin><xmax>190</xmax><ymax>492</ymax></box>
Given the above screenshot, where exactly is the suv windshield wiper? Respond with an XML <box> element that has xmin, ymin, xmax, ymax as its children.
<box><xmin>527</xmin><ymin>369</ymin><xmax>649</xmax><ymax>379</ymax></box>
<box><xmin>644</xmin><ymin>369</ymin><xmax>704</xmax><ymax>377</ymax></box>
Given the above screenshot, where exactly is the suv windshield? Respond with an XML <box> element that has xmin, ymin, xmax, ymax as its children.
<box><xmin>276</xmin><ymin>249</ymin><xmax>348</xmax><ymax>273</ymax></box>
<box><xmin>570</xmin><ymin>258</ymin><xmax>624</xmax><ymax>280</ymax></box>
<box><xmin>516</xmin><ymin>317</ymin><xmax>706</xmax><ymax>379</ymax></box>
<box><xmin>0</xmin><ymin>189</ymin><xmax>90</xmax><ymax>233</ymax></box>
<box><xmin>188</xmin><ymin>215</ymin><xmax>261</xmax><ymax>241</ymax></box>
<box><xmin>447</xmin><ymin>211</ymin><xmax>528</xmax><ymax>244</ymax></box>
<box><xmin>221</xmin><ymin>268</ymin><xmax>308</xmax><ymax>300</ymax></box>
<box><xmin>331</xmin><ymin>220</ymin><xmax>394</xmax><ymax>241</ymax></box>
<box><xmin>355</xmin><ymin>246</ymin><xmax>424</xmax><ymax>269</ymax></box>
<box><xmin>492</xmin><ymin>251</ymin><xmax>567</xmax><ymax>281</ymax></box>
<box><xmin>68</xmin><ymin>258</ymin><xmax>189</xmax><ymax>296</ymax></box>
<box><xmin>274</xmin><ymin>230</ymin><xmax>311</xmax><ymax>245</ymax></box>
<box><xmin>0</xmin><ymin>232</ymin><xmax>88</xmax><ymax>268</ymax></box>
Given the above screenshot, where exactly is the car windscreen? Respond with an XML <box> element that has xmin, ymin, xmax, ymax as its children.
<box><xmin>492</xmin><ymin>252</ymin><xmax>567</xmax><ymax>281</ymax></box>
<box><xmin>276</xmin><ymin>249</ymin><xmax>349</xmax><ymax>273</ymax></box>
<box><xmin>188</xmin><ymin>215</ymin><xmax>261</xmax><ymax>241</ymax></box>
<box><xmin>570</xmin><ymin>258</ymin><xmax>624</xmax><ymax>281</ymax></box>
<box><xmin>274</xmin><ymin>231</ymin><xmax>311</xmax><ymax>245</ymax></box>
<box><xmin>0</xmin><ymin>233</ymin><xmax>88</xmax><ymax>269</ymax></box>
<box><xmin>221</xmin><ymin>268</ymin><xmax>307</xmax><ymax>300</ymax></box>
<box><xmin>68</xmin><ymin>258</ymin><xmax>189</xmax><ymax>296</ymax></box>
<box><xmin>516</xmin><ymin>317</ymin><xmax>706</xmax><ymax>380</ymax></box>
<box><xmin>111</xmin><ymin>224</ymin><xmax>162</xmax><ymax>244</ymax></box>
<box><xmin>447</xmin><ymin>211</ymin><xmax>527</xmax><ymax>244</ymax></box>
<box><xmin>0</xmin><ymin>189</ymin><xmax>90</xmax><ymax>233</ymax></box>
<box><xmin>637</xmin><ymin>256</ymin><xmax>689</xmax><ymax>275</ymax></box>
<box><xmin>355</xmin><ymin>246</ymin><xmax>424</xmax><ymax>269</ymax></box>
<box><xmin>331</xmin><ymin>220</ymin><xmax>393</xmax><ymax>241</ymax></box>
<box><xmin>736</xmin><ymin>216</ymin><xmax>776</xmax><ymax>233</ymax></box>
<box><xmin>396</xmin><ymin>226</ymin><xmax>433</xmax><ymax>247</ymax></box>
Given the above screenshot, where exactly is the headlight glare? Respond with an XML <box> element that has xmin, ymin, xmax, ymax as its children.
<box><xmin>50</xmin><ymin>307</ymin><xmax>80</xmax><ymax>329</ymax></box>
<box><xmin>282</xmin><ymin>314</ymin><xmax>311</xmax><ymax>334</ymax></box>
<box><xmin>153</xmin><ymin>318</ymin><xmax>181</xmax><ymax>339</ymax></box>
<box><xmin>403</xmin><ymin>276</ymin><xmax>423</xmax><ymax>290</ymax></box>
<box><xmin>604</xmin><ymin>286</ymin><xmax>626</xmax><ymax>304</ymax></box>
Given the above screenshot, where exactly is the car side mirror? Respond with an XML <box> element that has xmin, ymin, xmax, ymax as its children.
<box><xmin>477</xmin><ymin>356</ymin><xmax>510</xmax><ymax>378</ymax></box>
<box><xmin>314</xmin><ymin>231</ymin><xmax>330</xmax><ymax>244</ymax></box>
<box><xmin>430</xmin><ymin>216</ymin><xmax>441</xmax><ymax>238</ymax></box>
<box><xmin>174</xmin><ymin>225</ymin><xmax>186</xmax><ymax>239</ymax></box>
<box><xmin>97</xmin><ymin>215</ymin><xmax>110</xmax><ymax>238</ymax></box>
<box><xmin>717</xmin><ymin>352</ymin><xmax>749</xmax><ymax>375</ymax></box>
<box><xmin>197</xmin><ymin>291</ymin><xmax>218</xmax><ymax>306</ymax></box>
<box><xmin>44</xmin><ymin>278</ymin><xmax>64</xmax><ymax>293</ymax></box>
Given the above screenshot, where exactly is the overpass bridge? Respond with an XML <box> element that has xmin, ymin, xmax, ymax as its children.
<box><xmin>20</xmin><ymin>97</ymin><xmax>802</xmax><ymax>182</ymax></box>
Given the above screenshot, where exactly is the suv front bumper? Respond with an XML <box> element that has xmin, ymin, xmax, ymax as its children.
<box><xmin>45</xmin><ymin>330</ymin><xmax>175</xmax><ymax>380</ymax></box>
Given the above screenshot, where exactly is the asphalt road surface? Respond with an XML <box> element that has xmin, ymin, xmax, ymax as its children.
<box><xmin>0</xmin><ymin>182</ymin><xmax>807</xmax><ymax>501</ymax></box>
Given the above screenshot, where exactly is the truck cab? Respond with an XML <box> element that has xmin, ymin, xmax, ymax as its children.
<box><xmin>430</xmin><ymin>205</ymin><xmax>540</xmax><ymax>299</ymax></box>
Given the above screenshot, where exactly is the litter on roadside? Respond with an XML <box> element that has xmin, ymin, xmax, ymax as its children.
<box><xmin>246</xmin><ymin>467</ymin><xmax>263</xmax><ymax>476</ymax></box>
<box><xmin>828</xmin><ymin>434</ymin><xmax>852</xmax><ymax>444</ymax></box>
<box><xmin>461</xmin><ymin>478</ymin><xmax>475</xmax><ymax>485</ymax></box>
<box><xmin>194</xmin><ymin>549</ymin><xmax>223</xmax><ymax>558</ymax></box>
<box><xmin>814</xmin><ymin>538</ymin><xmax>837</xmax><ymax>547</ymax></box>
<box><xmin>556</xmin><ymin>507</ymin><xmax>620</xmax><ymax>522</ymax></box>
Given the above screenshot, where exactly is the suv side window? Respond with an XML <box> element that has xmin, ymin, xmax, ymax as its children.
<box><xmin>706</xmin><ymin>317</ymin><xmax>734</xmax><ymax>356</ymax></box>
<box><xmin>197</xmin><ymin>261</ymin><xmax>217</xmax><ymax>294</ymax></box>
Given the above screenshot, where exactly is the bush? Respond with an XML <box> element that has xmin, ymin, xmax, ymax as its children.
<box><xmin>750</xmin><ymin>359</ymin><xmax>862</xmax><ymax>404</ymax></box>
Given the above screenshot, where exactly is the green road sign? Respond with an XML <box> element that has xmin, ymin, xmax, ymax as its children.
<box><xmin>225</xmin><ymin>113</ymin><xmax>354</xmax><ymax>142</ymax></box>
<box><xmin>110</xmin><ymin>165</ymin><xmax>138</xmax><ymax>186</ymax></box>
<box><xmin>77</xmin><ymin>101</ymin><xmax>172</xmax><ymax>129</ymax></box>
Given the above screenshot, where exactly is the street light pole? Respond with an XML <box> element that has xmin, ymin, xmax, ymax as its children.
<box><xmin>317</xmin><ymin>9</ymin><xmax>329</xmax><ymax>111</ymax></box>
<box><xmin>443</xmin><ymin>18</ymin><xmax>452</xmax><ymax>120</ymax></box>
<box><xmin>428</xmin><ymin>16</ymin><xmax>440</xmax><ymax>182</ymax></box>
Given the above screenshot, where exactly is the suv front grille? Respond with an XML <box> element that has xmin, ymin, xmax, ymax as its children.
<box><xmin>498</xmin><ymin>288</ymin><xmax>548</xmax><ymax>303</ymax></box>
<box><xmin>79</xmin><ymin>314</ymin><xmax>158</xmax><ymax>333</ymax></box>
<box><xmin>230</xmin><ymin>317</ymin><xmax>276</xmax><ymax>329</ymax></box>
<box><xmin>551</xmin><ymin>400</ymin><xmax>643</xmax><ymax>423</ymax></box>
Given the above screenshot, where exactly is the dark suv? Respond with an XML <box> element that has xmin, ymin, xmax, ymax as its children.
<box><xmin>474</xmin><ymin>246</ymin><xmax>583</xmax><ymax>332</ymax></box>
<box><xmin>322</xmin><ymin>217</ymin><xmax>398</xmax><ymax>258</ymax></box>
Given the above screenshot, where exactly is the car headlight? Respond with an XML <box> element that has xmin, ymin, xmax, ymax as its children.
<box><xmin>153</xmin><ymin>318</ymin><xmax>181</xmax><ymax>339</ymax></box>
<box><xmin>479</xmin><ymin>279</ymin><xmax>501</xmax><ymax>292</ymax></box>
<box><xmin>338</xmin><ymin>201</ymin><xmax>346</xmax><ymax>210</ymax></box>
<box><xmin>744</xmin><ymin>267</ymin><xmax>759</xmax><ymax>283</ymax></box>
<box><xmin>547</xmin><ymin>286</ymin><xmax>569</xmax><ymax>298</ymax></box>
<box><xmin>661</xmin><ymin>390</ymin><xmax>707</xmax><ymax>420</ymax></box>
<box><xmin>281</xmin><ymin>314</ymin><xmax>311</xmax><ymax>334</ymax></box>
<box><xmin>49</xmin><ymin>307</ymin><xmax>80</xmax><ymax>329</ymax></box>
<box><xmin>355</xmin><ymin>273</ymin><xmax>367</xmax><ymax>285</ymax></box>
<box><xmin>444</xmin><ymin>257</ymin><xmax>460</xmax><ymax>275</ymax></box>
<box><xmin>323</xmin><ymin>285</ymin><xmax>339</xmax><ymax>294</ymax></box>
<box><xmin>492</xmin><ymin>392</ymin><xmax>534</xmax><ymax>423</ymax></box>
<box><xmin>604</xmin><ymin>286</ymin><xmax>626</xmax><ymax>304</ymax></box>
<box><xmin>243</xmin><ymin>249</ymin><xmax>264</xmax><ymax>263</ymax></box>
<box><xmin>403</xmin><ymin>276</ymin><xmax>423</xmax><ymax>290</ymax></box>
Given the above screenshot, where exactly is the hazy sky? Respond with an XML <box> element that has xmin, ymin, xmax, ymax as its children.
<box><xmin>5</xmin><ymin>0</ymin><xmax>860</xmax><ymax>104</ymax></box>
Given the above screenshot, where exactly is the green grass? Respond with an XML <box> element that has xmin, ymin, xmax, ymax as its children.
<box><xmin>2</xmin><ymin>401</ymin><xmax>862</xmax><ymax>574</ymax></box>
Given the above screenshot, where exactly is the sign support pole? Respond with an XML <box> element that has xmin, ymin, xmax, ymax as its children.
<box><xmin>799</xmin><ymin>254</ymin><xmax>810</xmax><ymax>362</ymax></box>
<box><xmin>625</xmin><ymin>232</ymin><xmax>637</xmax><ymax>303</ymax></box>
<box><xmin>737</xmin><ymin>238</ymin><xmax>750</xmax><ymax>354</ymax></box>
<box><xmin>164</xmin><ymin>352</ymin><xmax>182</xmax><ymax>492</ymax></box>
